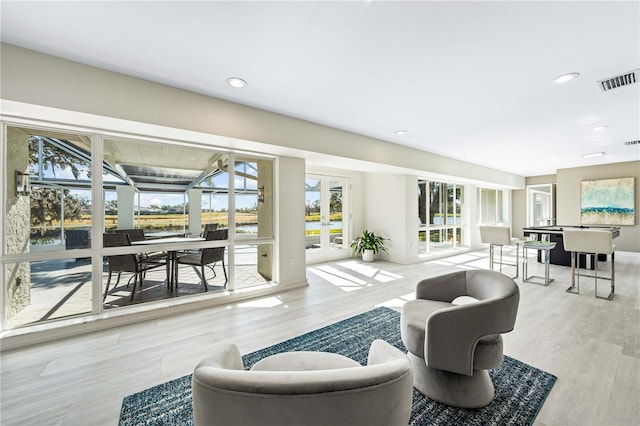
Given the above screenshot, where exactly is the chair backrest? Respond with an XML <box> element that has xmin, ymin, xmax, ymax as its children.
<box><xmin>104</xmin><ymin>232</ymin><xmax>131</xmax><ymax>247</ymax></box>
<box><xmin>563</xmin><ymin>229</ymin><xmax>614</xmax><ymax>254</ymax></box>
<box><xmin>65</xmin><ymin>229</ymin><xmax>91</xmax><ymax>250</ymax></box>
<box><xmin>417</xmin><ymin>270</ymin><xmax>520</xmax><ymax>376</ymax></box>
<box><xmin>192</xmin><ymin>342</ymin><xmax>412</xmax><ymax>426</ymax></box>
<box><xmin>114</xmin><ymin>228</ymin><xmax>146</xmax><ymax>242</ymax></box>
<box><xmin>103</xmin><ymin>233</ymin><xmax>138</xmax><ymax>272</ymax></box>
<box><xmin>479</xmin><ymin>225</ymin><xmax>512</xmax><ymax>246</ymax></box>
<box><xmin>201</xmin><ymin>229</ymin><xmax>228</xmax><ymax>265</ymax></box>
<box><xmin>202</xmin><ymin>223</ymin><xmax>218</xmax><ymax>237</ymax></box>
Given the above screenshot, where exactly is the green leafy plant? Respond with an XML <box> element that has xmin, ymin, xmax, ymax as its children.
<box><xmin>350</xmin><ymin>229</ymin><xmax>388</xmax><ymax>256</ymax></box>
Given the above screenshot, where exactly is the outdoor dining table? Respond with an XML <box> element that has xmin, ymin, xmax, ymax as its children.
<box><xmin>132</xmin><ymin>236</ymin><xmax>204</xmax><ymax>290</ymax></box>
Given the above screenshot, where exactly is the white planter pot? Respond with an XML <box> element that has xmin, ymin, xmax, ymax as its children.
<box><xmin>362</xmin><ymin>249</ymin><xmax>375</xmax><ymax>262</ymax></box>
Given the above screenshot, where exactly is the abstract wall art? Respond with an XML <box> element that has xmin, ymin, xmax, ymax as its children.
<box><xmin>581</xmin><ymin>177</ymin><xmax>635</xmax><ymax>225</ymax></box>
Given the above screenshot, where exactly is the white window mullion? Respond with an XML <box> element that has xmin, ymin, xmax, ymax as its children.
<box><xmin>91</xmin><ymin>134</ymin><xmax>104</xmax><ymax>314</ymax></box>
<box><xmin>227</xmin><ymin>152</ymin><xmax>235</xmax><ymax>290</ymax></box>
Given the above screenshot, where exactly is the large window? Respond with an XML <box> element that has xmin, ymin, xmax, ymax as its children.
<box><xmin>2</xmin><ymin>125</ymin><xmax>275</xmax><ymax>330</ymax></box>
<box><xmin>478</xmin><ymin>187</ymin><xmax>505</xmax><ymax>224</ymax></box>
<box><xmin>418</xmin><ymin>180</ymin><xmax>464</xmax><ymax>254</ymax></box>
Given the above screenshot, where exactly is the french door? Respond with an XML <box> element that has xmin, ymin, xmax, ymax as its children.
<box><xmin>305</xmin><ymin>175</ymin><xmax>350</xmax><ymax>264</ymax></box>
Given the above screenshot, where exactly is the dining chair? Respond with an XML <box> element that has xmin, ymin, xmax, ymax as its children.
<box><xmin>114</xmin><ymin>228</ymin><xmax>145</xmax><ymax>242</ymax></box>
<box><xmin>176</xmin><ymin>229</ymin><xmax>228</xmax><ymax>291</ymax></box>
<box><xmin>562</xmin><ymin>229</ymin><xmax>615</xmax><ymax>300</ymax></box>
<box><xmin>201</xmin><ymin>223</ymin><xmax>219</xmax><ymax>237</ymax></box>
<box><xmin>103</xmin><ymin>233</ymin><xmax>167</xmax><ymax>302</ymax></box>
<box><xmin>113</xmin><ymin>228</ymin><xmax>167</xmax><ymax>264</ymax></box>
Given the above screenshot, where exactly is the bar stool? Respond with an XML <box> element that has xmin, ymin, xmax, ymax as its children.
<box><xmin>562</xmin><ymin>229</ymin><xmax>615</xmax><ymax>300</ymax></box>
<box><xmin>479</xmin><ymin>226</ymin><xmax>520</xmax><ymax>279</ymax></box>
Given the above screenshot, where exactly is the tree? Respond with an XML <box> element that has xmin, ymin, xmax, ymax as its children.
<box><xmin>29</xmin><ymin>136</ymin><xmax>91</xmax><ymax>179</ymax></box>
<box><xmin>329</xmin><ymin>191</ymin><xmax>342</xmax><ymax>213</ymax></box>
<box><xmin>30</xmin><ymin>188</ymin><xmax>86</xmax><ymax>234</ymax></box>
<box><xmin>105</xmin><ymin>200</ymin><xmax>118</xmax><ymax>214</ymax></box>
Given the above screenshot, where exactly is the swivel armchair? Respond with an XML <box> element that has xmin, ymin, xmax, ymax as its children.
<box><xmin>192</xmin><ymin>339</ymin><xmax>413</xmax><ymax>426</ymax></box>
<box><xmin>401</xmin><ymin>270</ymin><xmax>519</xmax><ymax>408</ymax></box>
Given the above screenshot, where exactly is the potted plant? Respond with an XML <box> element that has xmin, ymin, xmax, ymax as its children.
<box><xmin>350</xmin><ymin>229</ymin><xmax>388</xmax><ymax>262</ymax></box>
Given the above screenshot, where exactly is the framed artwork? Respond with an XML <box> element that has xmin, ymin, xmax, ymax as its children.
<box><xmin>580</xmin><ymin>177</ymin><xmax>635</xmax><ymax>225</ymax></box>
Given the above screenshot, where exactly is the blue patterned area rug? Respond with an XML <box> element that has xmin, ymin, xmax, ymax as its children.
<box><xmin>120</xmin><ymin>307</ymin><xmax>556</xmax><ymax>426</ymax></box>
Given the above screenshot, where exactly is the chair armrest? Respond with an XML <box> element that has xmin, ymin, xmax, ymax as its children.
<box><xmin>367</xmin><ymin>339</ymin><xmax>407</xmax><ymax>366</ymax></box>
<box><xmin>194</xmin><ymin>343</ymin><xmax>244</xmax><ymax>371</ymax></box>
<box><xmin>426</xmin><ymin>290</ymin><xmax>519</xmax><ymax>376</ymax></box>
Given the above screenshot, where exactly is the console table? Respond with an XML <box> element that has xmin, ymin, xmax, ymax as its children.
<box><xmin>523</xmin><ymin>240</ymin><xmax>556</xmax><ymax>285</ymax></box>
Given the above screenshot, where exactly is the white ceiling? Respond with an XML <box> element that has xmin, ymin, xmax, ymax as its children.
<box><xmin>1</xmin><ymin>1</ymin><xmax>639</xmax><ymax>177</ymax></box>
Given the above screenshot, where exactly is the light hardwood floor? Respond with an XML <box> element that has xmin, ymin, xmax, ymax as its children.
<box><xmin>1</xmin><ymin>249</ymin><xmax>639</xmax><ymax>425</ymax></box>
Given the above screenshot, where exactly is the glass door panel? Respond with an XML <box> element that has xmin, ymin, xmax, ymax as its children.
<box><xmin>328</xmin><ymin>180</ymin><xmax>345</xmax><ymax>251</ymax></box>
<box><xmin>306</xmin><ymin>175</ymin><xmax>349</xmax><ymax>264</ymax></box>
<box><xmin>305</xmin><ymin>177</ymin><xmax>322</xmax><ymax>253</ymax></box>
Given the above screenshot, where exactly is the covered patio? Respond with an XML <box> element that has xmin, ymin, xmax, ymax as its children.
<box><xmin>5</xmin><ymin>126</ymin><xmax>275</xmax><ymax>329</ymax></box>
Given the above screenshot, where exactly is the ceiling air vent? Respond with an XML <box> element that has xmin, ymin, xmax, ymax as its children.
<box><xmin>597</xmin><ymin>69</ymin><xmax>639</xmax><ymax>92</ymax></box>
<box><xmin>624</xmin><ymin>140</ymin><xmax>640</xmax><ymax>146</ymax></box>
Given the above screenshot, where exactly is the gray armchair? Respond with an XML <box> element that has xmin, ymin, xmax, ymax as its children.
<box><xmin>401</xmin><ymin>270</ymin><xmax>519</xmax><ymax>408</ymax></box>
<box><xmin>192</xmin><ymin>339</ymin><xmax>413</xmax><ymax>426</ymax></box>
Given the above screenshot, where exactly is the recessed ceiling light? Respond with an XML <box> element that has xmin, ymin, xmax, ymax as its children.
<box><xmin>394</xmin><ymin>129</ymin><xmax>408</xmax><ymax>135</ymax></box>
<box><xmin>552</xmin><ymin>72</ymin><xmax>580</xmax><ymax>84</ymax></box>
<box><xmin>549</xmin><ymin>158</ymin><xmax>562</xmax><ymax>163</ymax></box>
<box><xmin>582</xmin><ymin>151</ymin><xmax>605</xmax><ymax>158</ymax></box>
<box><xmin>592</xmin><ymin>125</ymin><xmax>609</xmax><ymax>131</ymax></box>
<box><xmin>226</xmin><ymin>77</ymin><xmax>247</xmax><ymax>88</ymax></box>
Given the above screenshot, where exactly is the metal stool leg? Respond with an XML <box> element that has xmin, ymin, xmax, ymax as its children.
<box><xmin>566</xmin><ymin>251</ymin><xmax>580</xmax><ymax>294</ymax></box>
<box><xmin>595</xmin><ymin>251</ymin><xmax>615</xmax><ymax>300</ymax></box>
<box><xmin>489</xmin><ymin>244</ymin><xmax>495</xmax><ymax>271</ymax></box>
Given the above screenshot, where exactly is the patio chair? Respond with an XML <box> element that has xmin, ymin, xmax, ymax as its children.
<box><xmin>201</xmin><ymin>223</ymin><xmax>218</xmax><ymax>237</ymax></box>
<box><xmin>113</xmin><ymin>228</ymin><xmax>167</xmax><ymax>264</ymax></box>
<box><xmin>113</xmin><ymin>228</ymin><xmax>145</xmax><ymax>242</ymax></box>
<box><xmin>176</xmin><ymin>229</ymin><xmax>228</xmax><ymax>291</ymax></box>
<box><xmin>103</xmin><ymin>233</ymin><xmax>167</xmax><ymax>302</ymax></box>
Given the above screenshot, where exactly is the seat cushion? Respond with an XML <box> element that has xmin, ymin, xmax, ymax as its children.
<box><xmin>401</xmin><ymin>299</ymin><xmax>451</xmax><ymax>358</ymax></box>
<box><xmin>177</xmin><ymin>254</ymin><xmax>201</xmax><ymax>265</ymax></box>
<box><xmin>452</xmin><ymin>296</ymin><xmax>479</xmax><ymax>306</ymax></box>
<box><xmin>251</xmin><ymin>351</ymin><xmax>361</xmax><ymax>372</ymax></box>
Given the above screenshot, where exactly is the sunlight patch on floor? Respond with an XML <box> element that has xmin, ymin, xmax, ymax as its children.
<box><xmin>432</xmin><ymin>252</ymin><xmax>488</xmax><ymax>270</ymax></box>
<box><xmin>234</xmin><ymin>283</ymin><xmax>277</xmax><ymax>294</ymax></box>
<box><xmin>337</xmin><ymin>260</ymin><xmax>403</xmax><ymax>282</ymax></box>
<box><xmin>307</xmin><ymin>266</ymin><xmax>366</xmax><ymax>292</ymax></box>
<box><xmin>237</xmin><ymin>296</ymin><xmax>283</xmax><ymax>308</ymax></box>
<box><xmin>373</xmin><ymin>269</ymin><xmax>403</xmax><ymax>283</ymax></box>
<box><xmin>313</xmin><ymin>265</ymin><xmax>368</xmax><ymax>284</ymax></box>
<box><xmin>376</xmin><ymin>291</ymin><xmax>416</xmax><ymax>308</ymax></box>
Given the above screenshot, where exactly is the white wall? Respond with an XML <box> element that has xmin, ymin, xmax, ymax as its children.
<box><xmin>276</xmin><ymin>156</ymin><xmax>307</xmax><ymax>284</ymax></box>
<box><xmin>361</xmin><ymin>173</ymin><xmax>426</xmax><ymax>264</ymax></box>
